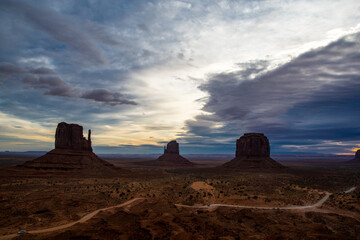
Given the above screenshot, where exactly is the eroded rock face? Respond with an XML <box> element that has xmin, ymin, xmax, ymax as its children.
<box><xmin>164</xmin><ymin>140</ymin><xmax>179</xmax><ymax>154</ymax></box>
<box><xmin>138</xmin><ymin>140</ymin><xmax>194</xmax><ymax>166</ymax></box>
<box><xmin>235</xmin><ymin>133</ymin><xmax>270</xmax><ymax>158</ymax></box>
<box><xmin>355</xmin><ymin>150</ymin><xmax>360</xmax><ymax>160</ymax></box>
<box><xmin>348</xmin><ymin>149</ymin><xmax>360</xmax><ymax>163</ymax></box>
<box><xmin>55</xmin><ymin>122</ymin><xmax>92</xmax><ymax>151</ymax></box>
<box><xmin>223</xmin><ymin>133</ymin><xmax>284</xmax><ymax>169</ymax></box>
<box><xmin>17</xmin><ymin>122</ymin><xmax>122</xmax><ymax>176</ymax></box>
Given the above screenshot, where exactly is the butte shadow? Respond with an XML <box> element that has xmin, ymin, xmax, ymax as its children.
<box><xmin>8</xmin><ymin>122</ymin><xmax>125</xmax><ymax>177</ymax></box>
<box><xmin>136</xmin><ymin>140</ymin><xmax>195</xmax><ymax>167</ymax></box>
<box><xmin>223</xmin><ymin>133</ymin><xmax>285</xmax><ymax>170</ymax></box>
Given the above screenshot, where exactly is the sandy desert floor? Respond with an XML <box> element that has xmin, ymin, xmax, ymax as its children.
<box><xmin>0</xmin><ymin>159</ymin><xmax>359</xmax><ymax>240</ymax></box>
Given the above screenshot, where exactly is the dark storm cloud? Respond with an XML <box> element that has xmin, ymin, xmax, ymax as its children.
<box><xmin>183</xmin><ymin>33</ymin><xmax>360</xmax><ymax>153</ymax></box>
<box><xmin>0</xmin><ymin>62</ymin><xmax>137</xmax><ymax>106</ymax></box>
<box><xmin>23</xmin><ymin>75</ymin><xmax>77</xmax><ymax>97</ymax></box>
<box><xmin>0</xmin><ymin>62</ymin><xmax>25</xmax><ymax>74</ymax></box>
<box><xmin>82</xmin><ymin>89</ymin><xmax>137</xmax><ymax>106</ymax></box>
<box><xmin>0</xmin><ymin>63</ymin><xmax>55</xmax><ymax>75</ymax></box>
<box><xmin>29</xmin><ymin>67</ymin><xmax>56</xmax><ymax>74</ymax></box>
<box><xmin>0</xmin><ymin>0</ymin><xmax>108</xmax><ymax>64</ymax></box>
<box><xmin>0</xmin><ymin>62</ymin><xmax>76</xmax><ymax>97</ymax></box>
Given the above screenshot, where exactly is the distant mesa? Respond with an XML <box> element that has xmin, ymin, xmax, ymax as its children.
<box><xmin>223</xmin><ymin>133</ymin><xmax>284</xmax><ymax>169</ymax></box>
<box><xmin>156</xmin><ymin>140</ymin><xmax>194</xmax><ymax>166</ymax></box>
<box><xmin>17</xmin><ymin>122</ymin><xmax>122</xmax><ymax>176</ymax></box>
<box><xmin>347</xmin><ymin>149</ymin><xmax>360</xmax><ymax>164</ymax></box>
<box><xmin>139</xmin><ymin>140</ymin><xmax>195</xmax><ymax>167</ymax></box>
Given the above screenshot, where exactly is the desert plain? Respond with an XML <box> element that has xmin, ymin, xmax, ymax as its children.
<box><xmin>0</xmin><ymin>153</ymin><xmax>359</xmax><ymax>240</ymax></box>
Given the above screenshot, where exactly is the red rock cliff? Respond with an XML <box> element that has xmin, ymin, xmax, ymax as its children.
<box><xmin>164</xmin><ymin>140</ymin><xmax>179</xmax><ymax>154</ymax></box>
<box><xmin>235</xmin><ymin>133</ymin><xmax>270</xmax><ymax>158</ymax></box>
<box><xmin>55</xmin><ymin>122</ymin><xmax>92</xmax><ymax>151</ymax></box>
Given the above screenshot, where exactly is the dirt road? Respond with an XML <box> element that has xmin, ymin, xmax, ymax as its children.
<box><xmin>0</xmin><ymin>198</ymin><xmax>144</xmax><ymax>240</ymax></box>
<box><xmin>1</xmin><ymin>187</ymin><xmax>357</xmax><ymax>239</ymax></box>
<box><xmin>175</xmin><ymin>187</ymin><xmax>356</xmax><ymax>211</ymax></box>
<box><xmin>344</xmin><ymin>186</ymin><xmax>356</xmax><ymax>193</ymax></box>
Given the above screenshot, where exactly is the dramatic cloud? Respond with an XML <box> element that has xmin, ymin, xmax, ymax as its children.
<box><xmin>30</xmin><ymin>67</ymin><xmax>56</xmax><ymax>74</ymax></box>
<box><xmin>0</xmin><ymin>62</ymin><xmax>137</xmax><ymax>106</ymax></box>
<box><xmin>0</xmin><ymin>0</ymin><xmax>359</xmax><ymax>153</ymax></box>
<box><xmin>0</xmin><ymin>62</ymin><xmax>25</xmax><ymax>74</ymax></box>
<box><xmin>182</xmin><ymin>33</ymin><xmax>360</xmax><ymax>153</ymax></box>
<box><xmin>82</xmin><ymin>89</ymin><xmax>137</xmax><ymax>106</ymax></box>
<box><xmin>23</xmin><ymin>75</ymin><xmax>77</xmax><ymax>97</ymax></box>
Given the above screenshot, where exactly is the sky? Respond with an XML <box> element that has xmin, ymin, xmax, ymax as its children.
<box><xmin>0</xmin><ymin>0</ymin><xmax>359</xmax><ymax>155</ymax></box>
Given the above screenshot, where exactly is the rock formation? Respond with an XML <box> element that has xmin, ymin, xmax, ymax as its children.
<box><xmin>223</xmin><ymin>133</ymin><xmax>284</xmax><ymax>169</ymax></box>
<box><xmin>235</xmin><ymin>133</ymin><xmax>270</xmax><ymax>158</ymax></box>
<box><xmin>55</xmin><ymin>122</ymin><xmax>92</xmax><ymax>151</ymax></box>
<box><xmin>347</xmin><ymin>149</ymin><xmax>360</xmax><ymax>164</ymax></box>
<box><xmin>18</xmin><ymin>122</ymin><xmax>121</xmax><ymax>176</ymax></box>
<box><xmin>139</xmin><ymin>140</ymin><xmax>194</xmax><ymax>167</ymax></box>
<box><xmin>164</xmin><ymin>140</ymin><xmax>179</xmax><ymax>154</ymax></box>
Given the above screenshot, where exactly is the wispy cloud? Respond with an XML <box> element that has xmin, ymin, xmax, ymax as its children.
<box><xmin>0</xmin><ymin>0</ymin><xmax>109</xmax><ymax>64</ymax></box>
<box><xmin>82</xmin><ymin>89</ymin><xmax>137</xmax><ymax>106</ymax></box>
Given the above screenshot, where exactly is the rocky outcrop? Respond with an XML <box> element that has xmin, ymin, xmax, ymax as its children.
<box><xmin>164</xmin><ymin>140</ymin><xmax>179</xmax><ymax>154</ymax></box>
<box><xmin>55</xmin><ymin>122</ymin><xmax>92</xmax><ymax>151</ymax></box>
<box><xmin>139</xmin><ymin>140</ymin><xmax>194</xmax><ymax>167</ymax></box>
<box><xmin>235</xmin><ymin>133</ymin><xmax>270</xmax><ymax>158</ymax></box>
<box><xmin>17</xmin><ymin>122</ymin><xmax>122</xmax><ymax>176</ymax></box>
<box><xmin>155</xmin><ymin>153</ymin><xmax>194</xmax><ymax>166</ymax></box>
<box><xmin>21</xmin><ymin>149</ymin><xmax>118</xmax><ymax>174</ymax></box>
<box><xmin>355</xmin><ymin>150</ymin><xmax>360</xmax><ymax>160</ymax></box>
<box><xmin>347</xmin><ymin>149</ymin><xmax>360</xmax><ymax>164</ymax></box>
<box><xmin>223</xmin><ymin>133</ymin><xmax>284</xmax><ymax>169</ymax></box>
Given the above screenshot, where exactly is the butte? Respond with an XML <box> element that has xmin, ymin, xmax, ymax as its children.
<box><xmin>14</xmin><ymin>122</ymin><xmax>122</xmax><ymax>177</ymax></box>
<box><xmin>140</xmin><ymin>140</ymin><xmax>195</xmax><ymax>167</ymax></box>
<box><xmin>223</xmin><ymin>133</ymin><xmax>284</xmax><ymax>169</ymax></box>
<box><xmin>346</xmin><ymin>149</ymin><xmax>360</xmax><ymax>164</ymax></box>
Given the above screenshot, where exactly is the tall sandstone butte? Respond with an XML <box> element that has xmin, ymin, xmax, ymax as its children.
<box><xmin>139</xmin><ymin>140</ymin><xmax>194</xmax><ymax>166</ymax></box>
<box><xmin>235</xmin><ymin>133</ymin><xmax>270</xmax><ymax>158</ymax></box>
<box><xmin>347</xmin><ymin>149</ymin><xmax>360</xmax><ymax>164</ymax></box>
<box><xmin>156</xmin><ymin>140</ymin><xmax>194</xmax><ymax>166</ymax></box>
<box><xmin>19</xmin><ymin>122</ymin><xmax>120</xmax><ymax>176</ymax></box>
<box><xmin>164</xmin><ymin>140</ymin><xmax>180</xmax><ymax>154</ymax></box>
<box><xmin>223</xmin><ymin>133</ymin><xmax>284</xmax><ymax>169</ymax></box>
<box><xmin>55</xmin><ymin>122</ymin><xmax>92</xmax><ymax>151</ymax></box>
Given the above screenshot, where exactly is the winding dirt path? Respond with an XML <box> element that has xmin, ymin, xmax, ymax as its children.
<box><xmin>0</xmin><ymin>187</ymin><xmax>357</xmax><ymax>239</ymax></box>
<box><xmin>175</xmin><ymin>187</ymin><xmax>357</xmax><ymax>211</ymax></box>
<box><xmin>0</xmin><ymin>198</ymin><xmax>144</xmax><ymax>240</ymax></box>
<box><xmin>344</xmin><ymin>186</ymin><xmax>356</xmax><ymax>193</ymax></box>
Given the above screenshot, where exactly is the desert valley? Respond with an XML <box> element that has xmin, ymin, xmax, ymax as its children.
<box><xmin>0</xmin><ymin>122</ymin><xmax>359</xmax><ymax>240</ymax></box>
<box><xmin>1</xmin><ymin>1</ymin><xmax>360</xmax><ymax>239</ymax></box>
